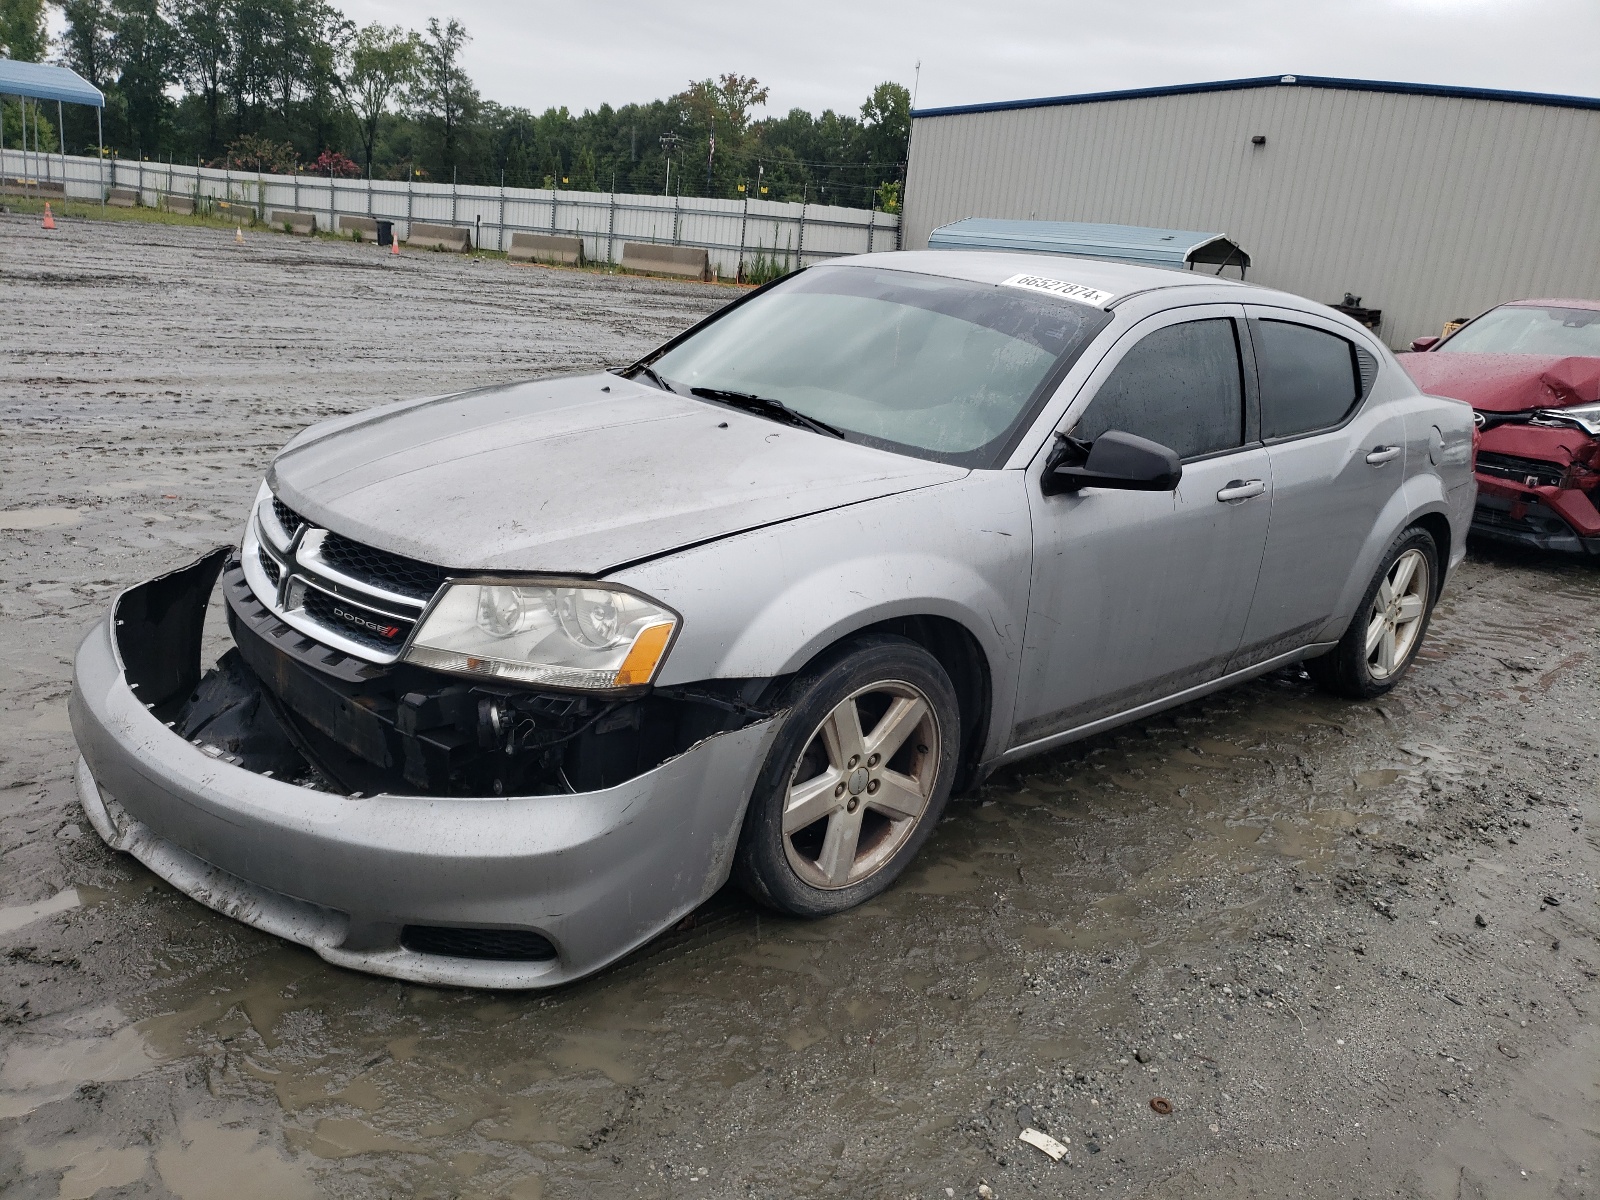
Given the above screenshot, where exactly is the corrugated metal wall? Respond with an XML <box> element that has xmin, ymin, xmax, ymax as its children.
<box><xmin>902</xmin><ymin>82</ymin><xmax>1600</xmax><ymax>346</ymax></box>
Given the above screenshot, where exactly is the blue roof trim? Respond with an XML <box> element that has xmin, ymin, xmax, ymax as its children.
<box><xmin>928</xmin><ymin>218</ymin><xmax>1250</xmax><ymax>270</ymax></box>
<box><xmin>912</xmin><ymin>73</ymin><xmax>1600</xmax><ymax>119</ymax></box>
<box><xmin>0</xmin><ymin>58</ymin><xmax>105</xmax><ymax>107</ymax></box>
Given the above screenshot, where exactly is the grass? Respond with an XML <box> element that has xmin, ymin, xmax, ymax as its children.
<box><xmin>2</xmin><ymin>193</ymin><xmax>267</xmax><ymax>232</ymax></box>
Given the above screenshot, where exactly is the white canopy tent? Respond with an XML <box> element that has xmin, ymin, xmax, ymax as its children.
<box><xmin>0</xmin><ymin>58</ymin><xmax>106</xmax><ymax>200</ymax></box>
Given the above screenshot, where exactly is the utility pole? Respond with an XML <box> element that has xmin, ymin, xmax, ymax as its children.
<box><xmin>659</xmin><ymin>131</ymin><xmax>678</xmax><ymax>195</ymax></box>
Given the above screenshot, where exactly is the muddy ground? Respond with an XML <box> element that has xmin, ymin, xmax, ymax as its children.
<box><xmin>0</xmin><ymin>213</ymin><xmax>1595</xmax><ymax>1200</ymax></box>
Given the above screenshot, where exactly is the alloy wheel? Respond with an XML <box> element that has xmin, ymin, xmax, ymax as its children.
<box><xmin>781</xmin><ymin>681</ymin><xmax>941</xmax><ymax>890</ymax></box>
<box><xmin>1365</xmin><ymin>548</ymin><xmax>1431</xmax><ymax>679</ymax></box>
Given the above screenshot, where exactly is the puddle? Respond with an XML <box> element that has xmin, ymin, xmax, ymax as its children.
<box><xmin>155</xmin><ymin>1112</ymin><xmax>319</xmax><ymax>1198</ymax></box>
<box><xmin>0</xmin><ymin>887</ymin><xmax>80</xmax><ymax>936</ymax></box>
<box><xmin>0</xmin><ymin>1019</ymin><xmax>166</xmax><ymax>1118</ymax></box>
<box><xmin>302</xmin><ymin>1116</ymin><xmax>418</xmax><ymax>1159</ymax></box>
<box><xmin>12</xmin><ymin>1135</ymin><xmax>148</xmax><ymax>1199</ymax></box>
<box><xmin>0</xmin><ymin>507</ymin><xmax>84</xmax><ymax>530</ymax></box>
<box><xmin>547</xmin><ymin>1031</ymin><xmax>639</xmax><ymax>1085</ymax></box>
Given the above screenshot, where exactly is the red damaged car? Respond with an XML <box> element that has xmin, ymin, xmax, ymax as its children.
<box><xmin>1403</xmin><ymin>299</ymin><xmax>1600</xmax><ymax>554</ymax></box>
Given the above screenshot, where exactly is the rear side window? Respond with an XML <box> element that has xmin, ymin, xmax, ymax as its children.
<box><xmin>1073</xmin><ymin>318</ymin><xmax>1244</xmax><ymax>460</ymax></box>
<box><xmin>1253</xmin><ymin>319</ymin><xmax>1363</xmax><ymax>439</ymax></box>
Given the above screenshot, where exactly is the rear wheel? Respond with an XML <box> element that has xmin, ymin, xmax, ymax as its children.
<box><xmin>734</xmin><ymin>636</ymin><xmax>959</xmax><ymax>916</ymax></box>
<box><xmin>1307</xmin><ymin>526</ymin><xmax>1438</xmax><ymax>698</ymax></box>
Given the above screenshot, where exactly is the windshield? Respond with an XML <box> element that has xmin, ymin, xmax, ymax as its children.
<box><xmin>1440</xmin><ymin>305</ymin><xmax>1600</xmax><ymax>356</ymax></box>
<box><xmin>645</xmin><ymin>265</ymin><xmax>1108</xmax><ymax>467</ymax></box>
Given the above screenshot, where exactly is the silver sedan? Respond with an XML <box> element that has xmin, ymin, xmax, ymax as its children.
<box><xmin>70</xmin><ymin>251</ymin><xmax>1476</xmax><ymax>988</ymax></box>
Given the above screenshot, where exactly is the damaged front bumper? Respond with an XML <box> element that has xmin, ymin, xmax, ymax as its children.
<box><xmin>69</xmin><ymin>549</ymin><xmax>780</xmax><ymax>989</ymax></box>
<box><xmin>1472</xmin><ymin>426</ymin><xmax>1600</xmax><ymax>554</ymax></box>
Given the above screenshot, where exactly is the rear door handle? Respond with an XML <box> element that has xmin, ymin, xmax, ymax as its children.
<box><xmin>1365</xmin><ymin>445</ymin><xmax>1401</xmax><ymax>465</ymax></box>
<box><xmin>1216</xmin><ymin>479</ymin><xmax>1266</xmax><ymax>502</ymax></box>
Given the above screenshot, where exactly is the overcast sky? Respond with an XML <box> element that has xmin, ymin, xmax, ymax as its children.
<box><xmin>334</xmin><ymin>0</ymin><xmax>1600</xmax><ymax>118</ymax></box>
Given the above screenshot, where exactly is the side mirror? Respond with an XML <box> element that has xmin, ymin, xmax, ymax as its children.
<box><xmin>1409</xmin><ymin>335</ymin><xmax>1440</xmax><ymax>352</ymax></box>
<box><xmin>1042</xmin><ymin>429</ymin><xmax>1183</xmax><ymax>496</ymax></box>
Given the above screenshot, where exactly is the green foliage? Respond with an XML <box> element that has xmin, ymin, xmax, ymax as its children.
<box><xmin>51</xmin><ymin>0</ymin><xmax>909</xmax><ymax>209</ymax></box>
<box><xmin>741</xmin><ymin>233</ymin><xmax>793</xmax><ymax>285</ymax></box>
<box><xmin>1</xmin><ymin>98</ymin><xmax>56</xmax><ymax>151</ymax></box>
<box><xmin>0</xmin><ymin>0</ymin><xmax>47</xmax><ymax>60</ymax></box>
<box><xmin>221</xmin><ymin>132</ymin><xmax>297</xmax><ymax>172</ymax></box>
<box><xmin>349</xmin><ymin>23</ymin><xmax>420</xmax><ymax>171</ymax></box>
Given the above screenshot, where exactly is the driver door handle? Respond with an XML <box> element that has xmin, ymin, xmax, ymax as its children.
<box><xmin>1216</xmin><ymin>479</ymin><xmax>1266</xmax><ymax>503</ymax></box>
<box><xmin>1365</xmin><ymin>444</ymin><xmax>1402</xmax><ymax>465</ymax></box>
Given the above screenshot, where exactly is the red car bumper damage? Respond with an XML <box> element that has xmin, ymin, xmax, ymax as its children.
<box><xmin>1403</xmin><ymin>351</ymin><xmax>1600</xmax><ymax>553</ymax></box>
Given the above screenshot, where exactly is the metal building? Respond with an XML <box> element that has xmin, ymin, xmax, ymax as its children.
<box><xmin>901</xmin><ymin>74</ymin><xmax>1600</xmax><ymax>347</ymax></box>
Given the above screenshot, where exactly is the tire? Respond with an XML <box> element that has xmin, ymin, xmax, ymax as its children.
<box><xmin>734</xmin><ymin>634</ymin><xmax>960</xmax><ymax>916</ymax></box>
<box><xmin>1306</xmin><ymin>525</ymin><xmax>1440</xmax><ymax>699</ymax></box>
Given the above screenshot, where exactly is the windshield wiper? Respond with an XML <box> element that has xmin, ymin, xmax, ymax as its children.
<box><xmin>689</xmin><ymin>387</ymin><xmax>845</xmax><ymax>439</ymax></box>
<box><xmin>632</xmin><ymin>363</ymin><xmax>678</xmax><ymax>394</ymax></box>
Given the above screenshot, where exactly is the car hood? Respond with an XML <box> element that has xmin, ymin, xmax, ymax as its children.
<box><xmin>267</xmin><ymin>373</ymin><xmax>968</xmax><ymax>574</ymax></box>
<box><xmin>1400</xmin><ymin>352</ymin><xmax>1600</xmax><ymax>413</ymax></box>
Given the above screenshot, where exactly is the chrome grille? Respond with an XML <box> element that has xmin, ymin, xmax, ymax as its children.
<box><xmin>242</xmin><ymin>489</ymin><xmax>447</xmax><ymax>665</ymax></box>
<box><xmin>258</xmin><ymin>547</ymin><xmax>282</xmax><ymax>587</ymax></box>
<box><xmin>321</xmin><ymin>531</ymin><xmax>448</xmax><ymax>602</ymax></box>
<box><xmin>300</xmin><ymin>587</ymin><xmax>414</xmax><ymax>652</ymax></box>
<box><xmin>272</xmin><ymin>497</ymin><xmax>306</xmax><ymax>538</ymax></box>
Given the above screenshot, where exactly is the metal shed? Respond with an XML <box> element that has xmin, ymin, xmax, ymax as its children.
<box><xmin>902</xmin><ymin>74</ymin><xmax>1600</xmax><ymax>347</ymax></box>
<box><xmin>927</xmin><ymin>218</ymin><xmax>1249</xmax><ymax>276</ymax></box>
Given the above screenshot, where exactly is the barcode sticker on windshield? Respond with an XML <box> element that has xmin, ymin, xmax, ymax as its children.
<box><xmin>1000</xmin><ymin>274</ymin><xmax>1116</xmax><ymax>307</ymax></box>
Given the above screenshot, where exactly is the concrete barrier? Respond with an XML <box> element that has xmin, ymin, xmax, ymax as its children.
<box><xmin>269</xmin><ymin>210</ymin><xmax>317</xmax><ymax>235</ymax></box>
<box><xmin>163</xmin><ymin>194</ymin><xmax>195</xmax><ymax>215</ymax></box>
<box><xmin>621</xmin><ymin>242</ymin><xmax>710</xmax><ymax>280</ymax></box>
<box><xmin>406</xmin><ymin>222</ymin><xmax>472</xmax><ymax>252</ymax></box>
<box><xmin>1</xmin><ymin>178</ymin><xmax>66</xmax><ymax>198</ymax></box>
<box><xmin>339</xmin><ymin>214</ymin><xmax>379</xmax><ymax>240</ymax></box>
<box><xmin>106</xmin><ymin>187</ymin><xmax>136</xmax><ymax>207</ymax></box>
<box><xmin>508</xmin><ymin>232</ymin><xmax>583</xmax><ymax>266</ymax></box>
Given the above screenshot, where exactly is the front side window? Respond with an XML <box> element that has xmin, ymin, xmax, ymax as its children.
<box><xmin>646</xmin><ymin>265</ymin><xmax>1107</xmax><ymax>467</ymax></box>
<box><xmin>1072</xmin><ymin>318</ymin><xmax>1244</xmax><ymax>460</ymax></box>
<box><xmin>1439</xmin><ymin>304</ymin><xmax>1600</xmax><ymax>356</ymax></box>
<box><xmin>1253</xmin><ymin>319</ymin><xmax>1361</xmax><ymax>440</ymax></box>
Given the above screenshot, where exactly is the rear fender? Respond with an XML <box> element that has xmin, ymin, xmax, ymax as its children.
<box><xmin>1323</xmin><ymin>478</ymin><xmax>1455</xmax><ymax>642</ymax></box>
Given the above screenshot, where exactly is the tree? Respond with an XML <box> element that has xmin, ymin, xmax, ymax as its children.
<box><xmin>0</xmin><ymin>0</ymin><xmax>47</xmax><ymax>60</ymax></box>
<box><xmin>59</xmin><ymin>0</ymin><xmax>115</xmax><ymax>89</ymax></box>
<box><xmin>412</xmin><ymin>17</ymin><xmax>477</xmax><ymax>177</ymax></box>
<box><xmin>171</xmin><ymin>0</ymin><xmax>231</xmax><ymax>156</ymax></box>
<box><xmin>858</xmin><ymin>80</ymin><xmax>910</xmax><ymax>170</ymax></box>
<box><xmin>108</xmin><ymin>0</ymin><xmax>175</xmax><ymax>154</ymax></box>
<box><xmin>348</xmin><ymin>23</ymin><xmax>419</xmax><ymax>171</ymax></box>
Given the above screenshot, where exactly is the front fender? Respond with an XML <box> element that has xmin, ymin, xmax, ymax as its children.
<box><xmin>611</xmin><ymin>473</ymin><xmax>1034</xmax><ymax>764</ymax></box>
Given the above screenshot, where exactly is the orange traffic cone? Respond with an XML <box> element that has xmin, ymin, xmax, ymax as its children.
<box><xmin>41</xmin><ymin>202</ymin><xmax>56</xmax><ymax>230</ymax></box>
<box><xmin>390</xmin><ymin>235</ymin><xmax>400</xmax><ymax>257</ymax></box>
<box><xmin>235</xmin><ymin>224</ymin><xmax>244</xmax><ymax>244</ymax></box>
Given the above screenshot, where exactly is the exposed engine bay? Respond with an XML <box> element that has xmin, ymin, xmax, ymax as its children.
<box><xmin>174</xmin><ymin>555</ymin><xmax>775</xmax><ymax>798</ymax></box>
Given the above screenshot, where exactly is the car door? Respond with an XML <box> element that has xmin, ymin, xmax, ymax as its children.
<box><xmin>1231</xmin><ymin>307</ymin><xmax>1402</xmax><ymax>669</ymax></box>
<box><xmin>1011</xmin><ymin>305</ymin><xmax>1272</xmax><ymax>751</ymax></box>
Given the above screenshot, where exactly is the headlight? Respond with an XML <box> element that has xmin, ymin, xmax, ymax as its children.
<box><xmin>1534</xmin><ymin>401</ymin><xmax>1600</xmax><ymax>436</ymax></box>
<box><xmin>405</xmin><ymin>582</ymin><xmax>678</xmax><ymax>691</ymax></box>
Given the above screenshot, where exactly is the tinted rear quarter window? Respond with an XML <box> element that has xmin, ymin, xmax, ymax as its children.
<box><xmin>1253</xmin><ymin>319</ymin><xmax>1362</xmax><ymax>439</ymax></box>
<box><xmin>1074</xmin><ymin>318</ymin><xmax>1244</xmax><ymax>460</ymax></box>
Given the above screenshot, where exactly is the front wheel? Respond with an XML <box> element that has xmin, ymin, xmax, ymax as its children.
<box><xmin>1307</xmin><ymin>526</ymin><xmax>1439</xmax><ymax>699</ymax></box>
<box><xmin>734</xmin><ymin>635</ymin><xmax>960</xmax><ymax>917</ymax></box>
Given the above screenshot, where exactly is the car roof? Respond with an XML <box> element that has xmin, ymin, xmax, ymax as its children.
<box><xmin>1503</xmin><ymin>297</ymin><xmax>1600</xmax><ymax>312</ymax></box>
<box><xmin>829</xmin><ymin>249</ymin><xmax>1251</xmax><ymax>305</ymax></box>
